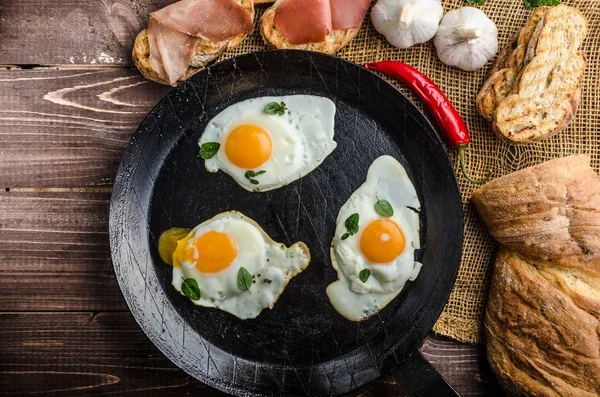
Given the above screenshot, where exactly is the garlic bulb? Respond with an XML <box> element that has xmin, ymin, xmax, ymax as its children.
<box><xmin>434</xmin><ymin>7</ymin><xmax>498</xmax><ymax>72</ymax></box>
<box><xmin>371</xmin><ymin>0</ymin><xmax>444</xmax><ymax>49</ymax></box>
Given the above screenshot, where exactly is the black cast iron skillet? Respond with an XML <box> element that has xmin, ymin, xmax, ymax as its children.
<box><xmin>110</xmin><ymin>50</ymin><xmax>463</xmax><ymax>397</ymax></box>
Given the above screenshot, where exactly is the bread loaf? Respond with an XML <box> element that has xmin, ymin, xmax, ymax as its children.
<box><xmin>472</xmin><ymin>155</ymin><xmax>600</xmax><ymax>396</ymax></box>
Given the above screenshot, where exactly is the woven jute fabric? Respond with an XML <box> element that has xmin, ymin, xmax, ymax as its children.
<box><xmin>217</xmin><ymin>0</ymin><xmax>600</xmax><ymax>344</ymax></box>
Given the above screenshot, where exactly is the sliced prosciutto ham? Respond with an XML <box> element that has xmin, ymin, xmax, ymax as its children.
<box><xmin>147</xmin><ymin>0</ymin><xmax>253</xmax><ymax>86</ymax></box>
<box><xmin>275</xmin><ymin>0</ymin><xmax>332</xmax><ymax>45</ymax></box>
<box><xmin>330</xmin><ymin>0</ymin><xmax>371</xmax><ymax>30</ymax></box>
<box><xmin>274</xmin><ymin>0</ymin><xmax>370</xmax><ymax>45</ymax></box>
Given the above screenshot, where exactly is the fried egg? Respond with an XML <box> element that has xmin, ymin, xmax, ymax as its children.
<box><xmin>326</xmin><ymin>156</ymin><xmax>422</xmax><ymax>321</ymax></box>
<box><xmin>198</xmin><ymin>95</ymin><xmax>336</xmax><ymax>192</ymax></box>
<box><xmin>159</xmin><ymin>212</ymin><xmax>310</xmax><ymax>319</ymax></box>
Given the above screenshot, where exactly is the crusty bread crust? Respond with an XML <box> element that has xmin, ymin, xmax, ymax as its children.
<box><xmin>472</xmin><ymin>155</ymin><xmax>600</xmax><ymax>269</ymax></box>
<box><xmin>472</xmin><ymin>155</ymin><xmax>600</xmax><ymax>396</ymax></box>
<box><xmin>259</xmin><ymin>0</ymin><xmax>362</xmax><ymax>55</ymax></box>
<box><xmin>132</xmin><ymin>0</ymin><xmax>255</xmax><ymax>86</ymax></box>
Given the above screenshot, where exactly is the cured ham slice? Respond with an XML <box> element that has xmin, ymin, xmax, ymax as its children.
<box><xmin>275</xmin><ymin>0</ymin><xmax>332</xmax><ymax>45</ymax></box>
<box><xmin>148</xmin><ymin>17</ymin><xmax>200</xmax><ymax>85</ymax></box>
<box><xmin>148</xmin><ymin>0</ymin><xmax>253</xmax><ymax>85</ymax></box>
<box><xmin>152</xmin><ymin>0</ymin><xmax>254</xmax><ymax>42</ymax></box>
<box><xmin>274</xmin><ymin>0</ymin><xmax>370</xmax><ymax>45</ymax></box>
<box><xmin>330</xmin><ymin>0</ymin><xmax>371</xmax><ymax>30</ymax></box>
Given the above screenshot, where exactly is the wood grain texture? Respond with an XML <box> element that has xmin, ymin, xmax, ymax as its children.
<box><xmin>0</xmin><ymin>69</ymin><xmax>170</xmax><ymax>188</ymax></box>
<box><xmin>0</xmin><ymin>0</ymin><xmax>175</xmax><ymax>66</ymax></box>
<box><xmin>0</xmin><ymin>311</ymin><xmax>501</xmax><ymax>396</ymax></box>
<box><xmin>0</xmin><ymin>191</ymin><xmax>126</xmax><ymax>311</ymax></box>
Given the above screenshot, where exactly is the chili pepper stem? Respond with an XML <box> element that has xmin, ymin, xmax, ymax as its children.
<box><xmin>457</xmin><ymin>146</ymin><xmax>491</xmax><ymax>184</ymax></box>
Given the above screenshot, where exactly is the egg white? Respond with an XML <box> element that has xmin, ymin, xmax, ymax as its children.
<box><xmin>198</xmin><ymin>95</ymin><xmax>337</xmax><ymax>192</ymax></box>
<box><xmin>326</xmin><ymin>156</ymin><xmax>422</xmax><ymax>321</ymax></box>
<box><xmin>171</xmin><ymin>211</ymin><xmax>310</xmax><ymax>319</ymax></box>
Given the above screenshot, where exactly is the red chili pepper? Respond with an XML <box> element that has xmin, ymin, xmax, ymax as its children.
<box><xmin>363</xmin><ymin>61</ymin><xmax>491</xmax><ymax>184</ymax></box>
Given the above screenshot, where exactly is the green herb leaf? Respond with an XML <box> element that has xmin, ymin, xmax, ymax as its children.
<box><xmin>244</xmin><ymin>170</ymin><xmax>266</xmax><ymax>185</ymax></box>
<box><xmin>466</xmin><ymin>0</ymin><xmax>486</xmax><ymax>4</ymax></box>
<box><xmin>341</xmin><ymin>233</ymin><xmax>350</xmax><ymax>240</ymax></box>
<box><xmin>375</xmin><ymin>199</ymin><xmax>394</xmax><ymax>217</ymax></box>
<box><xmin>359</xmin><ymin>269</ymin><xmax>371</xmax><ymax>283</ymax></box>
<box><xmin>238</xmin><ymin>267</ymin><xmax>253</xmax><ymax>293</ymax></box>
<box><xmin>182</xmin><ymin>278</ymin><xmax>201</xmax><ymax>300</ymax></box>
<box><xmin>264</xmin><ymin>101</ymin><xmax>288</xmax><ymax>116</ymax></box>
<box><xmin>344</xmin><ymin>213</ymin><xmax>360</xmax><ymax>237</ymax></box>
<box><xmin>524</xmin><ymin>0</ymin><xmax>560</xmax><ymax>7</ymax></box>
<box><xmin>199</xmin><ymin>142</ymin><xmax>220</xmax><ymax>159</ymax></box>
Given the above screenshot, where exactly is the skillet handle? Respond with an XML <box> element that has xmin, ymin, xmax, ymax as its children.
<box><xmin>390</xmin><ymin>350</ymin><xmax>460</xmax><ymax>397</ymax></box>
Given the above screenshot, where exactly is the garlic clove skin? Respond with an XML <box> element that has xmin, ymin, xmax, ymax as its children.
<box><xmin>434</xmin><ymin>7</ymin><xmax>499</xmax><ymax>72</ymax></box>
<box><xmin>372</xmin><ymin>0</ymin><xmax>444</xmax><ymax>49</ymax></box>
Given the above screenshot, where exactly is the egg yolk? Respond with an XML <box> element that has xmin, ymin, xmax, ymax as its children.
<box><xmin>225</xmin><ymin>124</ymin><xmax>272</xmax><ymax>169</ymax></box>
<box><xmin>173</xmin><ymin>231</ymin><xmax>238</xmax><ymax>273</ymax></box>
<box><xmin>359</xmin><ymin>220</ymin><xmax>406</xmax><ymax>264</ymax></box>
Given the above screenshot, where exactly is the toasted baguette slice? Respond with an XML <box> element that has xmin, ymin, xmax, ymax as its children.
<box><xmin>494</xmin><ymin>86</ymin><xmax>582</xmax><ymax>143</ymax></box>
<box><xmin>260</xmin><ymin>0</ymin><xmax>362</xmax><ymax>54</ymax></box>
<box><xmin>507</xmin><ymin>7</ymin><xmax>549</xmax><ymax>73</ymax></box>
<box><xmin>476</xmin><ymin>7</ymin><xmax>549</xmax><ymax>121</ymax></box>
<box><xmin>493</xmin><ymin>6</ymin><xmax>587</xmax><ymax>143</ymax></box>
<box><xmin>132</xmin><ymin>0</ymin><xmax>254</xmax><ymax>86</ymax></box>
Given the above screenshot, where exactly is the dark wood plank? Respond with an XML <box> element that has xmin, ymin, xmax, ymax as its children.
<box><xmin>0</xmin><ymin>312</ymin><xmax>501</xmax><ymax>396</ymax></box>
<box><xmin>0</xmin><ymin>190</ymin><xmax>127</xmax><ymax>310</ymax></box>
<box><xmin>0</xmin><ymin>0</ymin><xmax>173</xmax><ymax>66</ymax></box>
<box><xmin>0</xmin><ymin>68</ymin><xmax>170</xmax><ymax>188</ymax></box>
<box><xmin>421</xmin><ymin>336</ymin><xmax>504</xmax><ymax>397</ymax></box>
<box><xmin>0</xmin><ymin>312</ymin><xmax>225</xmax><ymax>396</ymax></box>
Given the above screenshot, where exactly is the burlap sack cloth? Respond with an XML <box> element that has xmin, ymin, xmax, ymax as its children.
<box><xmin>217</xmin><ymin>0</ymin><xmax>599</xmax><ymax>343</ymax></box>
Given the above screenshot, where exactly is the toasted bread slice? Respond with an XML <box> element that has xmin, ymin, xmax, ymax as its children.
<box><xmin>477</xmin><ymin>67</ymin><xmax>517</xmax><ymax>122</ymax></box>
<box><xmin>476</xmin><ymin>8</ymin><xmax>549</xmax><ymax>121</ymax></box>
<box><xmin>508</xmin><ymin>7</ymin><xmax>549</xmax><ymax>72</ymax></box>
<box><xmin>494</xmin><ymin>53</ymin><xmax>586</xmax><ymax>143</ymax></box>
<box><xmin>493</xmin><ymin>5</ymin><xmax>587</xmax><ymax>143</ymax></box>
<box><xmin>132</xmin><ymin>0</ymin><xmax>254</xmax><ymax>86</ymax></box>
<box><xmin>260</xmin><ymin>0</ymin><xmax>362</xmax><ymax>54</ymax></box>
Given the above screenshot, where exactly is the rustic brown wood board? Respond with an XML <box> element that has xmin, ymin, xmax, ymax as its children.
<box><xmin>0</xmin><ymin>0</ymin><xmax>504</xmax><ymax>395</ymax></box>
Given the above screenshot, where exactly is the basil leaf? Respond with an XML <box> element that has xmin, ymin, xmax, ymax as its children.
<box><xmin>245</xmin><ymin>170</ymin><xmax>265</xmax><ymax>185</ymax></box>
<box><xmin>238</xmin><ymin>267</ymin><xmax>253</xmax><ymax>293</ymax></box>
<box><xmin>182</xmin><ymin>278</ymin><xmax>201</xmax><ymax>300</ymax></box>
<box><xmin>263</xmin><ymin>101</ymin><xmax>287</xmax><ymax>116</ymax></box>
<box><xmin>359</xmin><ymin>269</ymin><xmax>371</xmax><ymax>283</ymax></box>
<box><xmin>344</xmin><ymin>213</ymin><xmax>359</xmax><ymax>236</ymax></box>
<box><xmin>341</xmin><ymin>233</ymin><xmax>350</xmax><ymax>240</ymax></box>
<box><xmin>200</xmin><ymin>142</ymin><xmax>220</xmax><ymax>159</ymax></box>
<box><xmin>525</xmin><ymin>0</ymin><xmax>560</xmax><ymax>6</ymax></box>
<box><xmin>264</xmin><ymin>102</ymin><xmax>281</xmax><ymax>115</ymax></box>
<box><xmin>375</xmin><ymin>199</ymin><xmax>394</xmax><ymax>217</ymax></box>
<box><xmin>466</xmin><ymin>0</ymin><xmax>485</xmax><ymax>4</ymax></box>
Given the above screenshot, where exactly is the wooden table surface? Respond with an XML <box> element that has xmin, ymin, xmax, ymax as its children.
<box><xmin>0</xmin><ymin>1</ymin><xmax>505</xmax><ymax>396</ymax></box>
